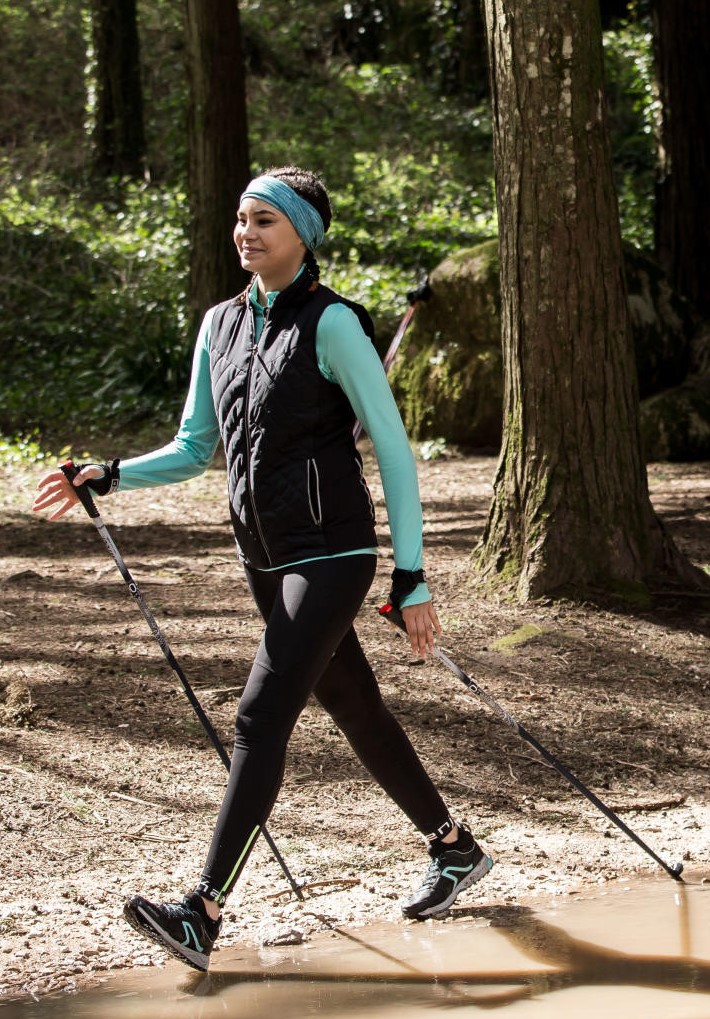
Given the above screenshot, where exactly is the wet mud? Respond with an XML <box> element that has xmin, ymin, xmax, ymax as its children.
<box><xmin>2</xmin><ymin>876</ymin><xmax>709</xmax><ymax>1018</ymax></box>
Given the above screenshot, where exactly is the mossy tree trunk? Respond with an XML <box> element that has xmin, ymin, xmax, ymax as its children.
<box><xmin>185</xmin><ymin>0</ymin><xmax>250</xmax><ymax>332</ymax></box>
<box><xmin>478</xmin><ymin>0</ymin><xmax>706</xmax><ymax>601</ymax></box>
<box><xmin>90</xmin><ymin>0</ymin><xmax>146</xmax><ymax>178</ymax></box>
<box><xmin>653</xmin><ymin>0</ymin><xmax>710</xmax><ymax>318</ymax></box>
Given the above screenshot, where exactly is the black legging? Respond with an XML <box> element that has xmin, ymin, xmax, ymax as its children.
<box><xmin>196</xmin><ymin>555</ymin><xmax>451</xmax><ymax>905</ymax></box>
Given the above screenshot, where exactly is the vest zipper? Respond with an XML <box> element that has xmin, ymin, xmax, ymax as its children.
<box><xmin>245</xmin><ymin>312</ymin><xmax>273</xmax><ymax>565</ymax></box>
<box><xmin>307</xmin><ymin>458</ymin><xmax>323</xmax><ymax>526</ymax></box>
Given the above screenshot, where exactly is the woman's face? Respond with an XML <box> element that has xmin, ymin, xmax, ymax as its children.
<box><xmin>234</xmin><ymin>197</ymin><xmax>306</xmax><ymax>285</ymax></box>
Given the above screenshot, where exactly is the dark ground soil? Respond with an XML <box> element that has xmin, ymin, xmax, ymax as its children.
<box><xmin>1</xmin><ymin>451</ymin><xmax>709</xmax><ymax>1002</ymax></box>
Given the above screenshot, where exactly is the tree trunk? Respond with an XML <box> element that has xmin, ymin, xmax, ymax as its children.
<box><xmin>653</xmin><ymin>0</ymin><xmax>710</xmax><ymax>318</ymax></box>
<box><xmin>91</xmin><ymin>0</ymin><xmax>146</xmax><ymax>178</ymax></box>
<box><xmin>453</xmin><ymin>0</ymin><xmax>489</xmax><ymax>100</ymax></box>
<box><xmin>185</xmin><ymin>0</ymin><xmax>250</xmax><ymax>331</ymax></box>
<box><xmin>479</xmin><ymin>0</ymin><xmax>706</xmax><ymax>601</ymax></box>
<box><xmin>599</xmin><ymin>0</ymin><xmax>631</xmax><ymax>29</ymax></box>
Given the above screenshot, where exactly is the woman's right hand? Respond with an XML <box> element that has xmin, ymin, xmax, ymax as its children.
<box><xmin>32</xmin><ymin>464</ymin><xmax>104</xmax><ymax>521</ymax></box>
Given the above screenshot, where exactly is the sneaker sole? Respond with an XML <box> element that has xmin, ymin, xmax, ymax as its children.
<box><xmin>403</xmin><ymin>853</ymin><xmax>494</xmax><ymax>920</ymax></box>
<box><xmin>123</xmin><ymin>900</ymin><xmax>210</xmax><ymax>972</ymax></box>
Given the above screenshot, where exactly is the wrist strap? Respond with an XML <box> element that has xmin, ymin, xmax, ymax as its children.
<box><xmin>84</xmin><ymin>458</ymin><xmax>121</xmax><ymax>496</ymax></box>
<box><xmin>388</xmin><ymin>567</ymin><xmax>426</xmax><ymax>610</ymax></box>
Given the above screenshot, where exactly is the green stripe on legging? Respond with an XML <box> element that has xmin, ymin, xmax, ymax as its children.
<box><xmin>220</xmin><ymin>824</ymin><xmax>261</xmax><ymax>899</ymax></box>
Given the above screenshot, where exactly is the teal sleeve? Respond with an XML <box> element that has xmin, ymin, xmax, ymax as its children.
<box><xmin>316</xmin><ymin>303</ymin><xmax>431</xmax><ymax>608</ymax></box>
<box><xmin>118</xmin><ymin>309</ymin><xmax>221</xmax><ymax>490</ymax></box>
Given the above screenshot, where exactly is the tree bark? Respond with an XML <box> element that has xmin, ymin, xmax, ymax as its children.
<box><xmin>479</xmin><ymin>0</ymin><xmax>706</xmax><ymax>601</ymax></box>
<box><xmin>91</xmin><ymin>0</ymin><xmax>146</xmax><ymax>178</ymax></box>
<box><xmin>185</xmin><ymin>0</ymin><xmax>250</xmax><ymax>331</ymax></box>
<box><xmin>653</xmin><ymin>0</ymin><xmax>710</xmax><ymax>318</ymax></box>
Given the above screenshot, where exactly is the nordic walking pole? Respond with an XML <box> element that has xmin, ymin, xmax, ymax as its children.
<box><xmin>380</xmin><ymin>602</ymin><xmax>685</xmax><ymax>883</ymax></box>
<box><xmin>353</xmin><ymin>277</ymin><xmax>431</xmax><ymax>444</ymax></box>
<box><xmin>60</xmin><ymin>461</ymin><xmax>305</xmax><ymax>901</ymax></box>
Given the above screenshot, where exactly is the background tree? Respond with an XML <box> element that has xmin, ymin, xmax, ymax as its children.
<box><xmin>478</xmin><ymin>0</ymin><xmax>705</xmax><ymax>601</ymax></box>
<box><xmin>90</xmin><ymin>0</ymin><xmax>146</xmax><ymax>177</ymax></box>
<box><xmin>185</xmin><ymin>0</ymin><xmax>250</xmax><ymax>329</ymax></box>
<box><xmin>1</xmin><ymin>0</ymin><xmax>688</xmax><ymax>441</ymax></box>
<box><xmin>652</xmin><ymin>0</ymin><xmax>710</xmax><ymax>318</ymax></box>
<box><xmin>433</xmin><ymin>0</ymin><xmax>489</xmax><ymax>100</ymax></box>
<box><xmin>334</xmin><ymin>0</ymin><xmax>489</xmax><ymax>99</ymax></box>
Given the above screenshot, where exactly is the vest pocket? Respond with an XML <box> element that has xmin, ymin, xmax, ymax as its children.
<box><xmin>307</xmin><ymin>458</ymin><xmax>323</xmax><ymax>526</ymax></box>
<box><xmin>355</xmin><ymin>455</ymin><xmax>376</xmax><ymax>522</ymax></box>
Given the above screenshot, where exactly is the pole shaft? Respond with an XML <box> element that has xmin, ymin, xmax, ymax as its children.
<box><xmin>381</xmin><ymin>602</ymin><xmax>682</xmax><ymax>882</ymax></box>
<box><xmin>61</xmin><ymin>463</ymin><xmax>305</xmax><ymax>899</ymax></box>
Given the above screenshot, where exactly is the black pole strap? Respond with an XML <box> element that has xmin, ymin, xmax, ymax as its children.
<box><xmin>60</xmin><ymin>461</ymin><xmax>305</xmax><ymax>900</ymax></box>
<box><xmin>379</xmin><ymin>602</ymin><xmax>684</xmax><ymax>883</ymax></box>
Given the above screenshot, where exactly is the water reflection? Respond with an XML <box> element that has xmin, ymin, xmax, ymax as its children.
<box><xmin>3</xmin><ymin>877</ymin><xmax>709</xmax><ymax>1018</ymax></box>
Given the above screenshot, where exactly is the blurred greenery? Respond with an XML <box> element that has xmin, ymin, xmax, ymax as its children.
<box><xmin>0</xmin><ymin>431</ymin><xmax>52</xmax><ymax>467</ymax></box>
<box><xmin>603</xmin><ymin>22</ymin><xmax>657</xmax><ymax>249</ymax></box>
<box><xmin>0</xmin><ymin>174</ymin><xmax>190</xmax><ymax>435</ymax></box>
<box><xmin>0</xmin><ymin>2</ymin><xmax>656</xmax><ymax>445</ymax></box>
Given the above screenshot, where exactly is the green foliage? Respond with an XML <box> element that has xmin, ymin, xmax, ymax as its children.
<box><xmin>1</xmin><ymin>41</ymin><xmax>498</xmax><ymax>437</ymax></box>
<box><xmin>136</xmin><ymin>0</ymin><xmax>187</xmax><ymax>181</ymax></box>
<box><xmin>249</xmin><ymin>60</ymin><xmax>496</xmax><ymax>288</ymax></box>
<box><xmin>326</xmin><ymin>145</ymin><xmax>496</xmax><ymax>268</ymax></box>
<box><xmin>0</xmin><ymin>170</ymin><xmax>190</xmax><ymax>434</ymax></box>
<box><xmin>241</xmin><ymin>0</ymin><xmax>344</xmax><ymax>62</ymax></box>
<box><xmin>241</xmin><ymin>0</ymin><xmax>488</xmax><ymax>99</ymax></box>
<box><xmin>0</xmin><ymin>432</ymin><xmax>52</xmax><ymax>467</ymax></box>
<box><xmin>603</xmin><ymin>20</ymin><xmax>657</xmax><ymax>249</ymax></box>
<box><xmin>417</xmin><ymin>437</ymin><xmax>448</xmax><ymax>461</ymax></box>
<box><xmin>0</xmin><ymin>1</ymin><xmax>659</xmax><ymax>441</ymax></box>
<box><xmin>0</xmin><ymin>0</ymin><xmax>86</xmax><ymax>173</ymax></box>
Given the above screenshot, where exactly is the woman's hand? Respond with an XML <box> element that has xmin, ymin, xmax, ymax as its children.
<box><xmin>32</xmin><ymin>465</ymin><xmax>104</xmax><ymax>521</ymax></box>
<box><xmin>401</xmin><ymin>600</ymin><xmax>442</xmax><ymax>658</ymax></box>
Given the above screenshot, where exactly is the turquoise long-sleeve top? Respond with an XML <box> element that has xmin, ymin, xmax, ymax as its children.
<box><xmin>118</xmin><ymin>278</ymin><xmax>430</xmax><ymax>607</ymax></box>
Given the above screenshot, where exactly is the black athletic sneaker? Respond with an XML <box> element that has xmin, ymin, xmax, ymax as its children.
<box><xmin>123</xmin><ymin>891</ymin><xmax>221</xmax><ymax>971</ymax></box>
<box><xmin>402</xmin><ymin>824</ymin><xmax>493</xmax><ymax>920</ymax></box>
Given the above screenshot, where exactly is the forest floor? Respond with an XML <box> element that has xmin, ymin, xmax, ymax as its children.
<box><xmin>1</xmin><ymin>450</ymin><xmax>709</xmax><ymax>1003</ymax></box>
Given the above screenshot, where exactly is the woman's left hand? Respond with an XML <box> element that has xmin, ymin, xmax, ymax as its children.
<box><xmin>401</xmin><ymin>600</ymin><xmax>442</xmax><ymax>658</ymax></box>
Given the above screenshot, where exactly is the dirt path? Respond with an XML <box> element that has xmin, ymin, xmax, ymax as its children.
<box><xmin>1</xmin><ymin>454</ymin><xmax>709</xmax><ymax>1001</ymax></box>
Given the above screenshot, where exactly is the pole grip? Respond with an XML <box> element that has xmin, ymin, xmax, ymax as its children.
<box><xmin>379</xmin><ymin>602</ymin><xmax>407</xmax><ymax>631</ymax></box>
<box><xmin>60</xmin><ymin>460</ymin><xmax>101</xmax><ymax>520</ymax></box>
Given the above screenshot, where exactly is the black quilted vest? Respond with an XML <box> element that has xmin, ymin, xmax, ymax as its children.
<box><xmin>209</xmin><ymin>272</ymin><xmax>378</xmax><ymax>569</ymax></box>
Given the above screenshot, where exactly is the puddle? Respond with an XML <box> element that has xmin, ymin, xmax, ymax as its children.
<box><xmin>3</xmin><ymin>876</ymin><xmax>709</xmax><ymax>1018</ymax></box>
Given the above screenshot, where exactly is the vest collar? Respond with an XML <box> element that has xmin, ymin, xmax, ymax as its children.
<box><xmin>242</xmin><ymin>265</ymin><xmax>319</xmax><ymax>312</ymax></box>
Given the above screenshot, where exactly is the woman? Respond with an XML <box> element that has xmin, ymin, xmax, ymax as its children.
<box><xmin>33</xmin><ymin>166</ymin><xmax>493</xmax><ymax>972</ymax></box>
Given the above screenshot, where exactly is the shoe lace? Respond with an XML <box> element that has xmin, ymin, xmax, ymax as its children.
<box><xmin>162</xmin><ymin>900</ymin><xmax>195</xmax><ymax>921</ymax></box>
<box><xmin>419</xmin><ymin>857</ymin><xmax>445</xmax><ymax>893</ymax></box>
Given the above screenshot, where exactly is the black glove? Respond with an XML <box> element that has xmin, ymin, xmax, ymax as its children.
<box><xmin>388</xmin><ymin>568</ymin><xmax>426</xmax><ymax>611</ymax></box>
<box><xmin>73</xmin><ymin>458</ymin><xmax>121</xmax><ymax>496</ymax></box>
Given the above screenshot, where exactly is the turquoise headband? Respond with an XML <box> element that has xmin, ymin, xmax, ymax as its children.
<box><xmin>240</xmin><ymin>175</ymin><xmax>326</xmax><ymax>251</ymax></box>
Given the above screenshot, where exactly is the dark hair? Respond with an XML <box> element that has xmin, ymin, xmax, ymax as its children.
<box><xmin>264</xmin><ymin>165</ymin><xmax>331</xmax><ymax>281</ymax></box>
